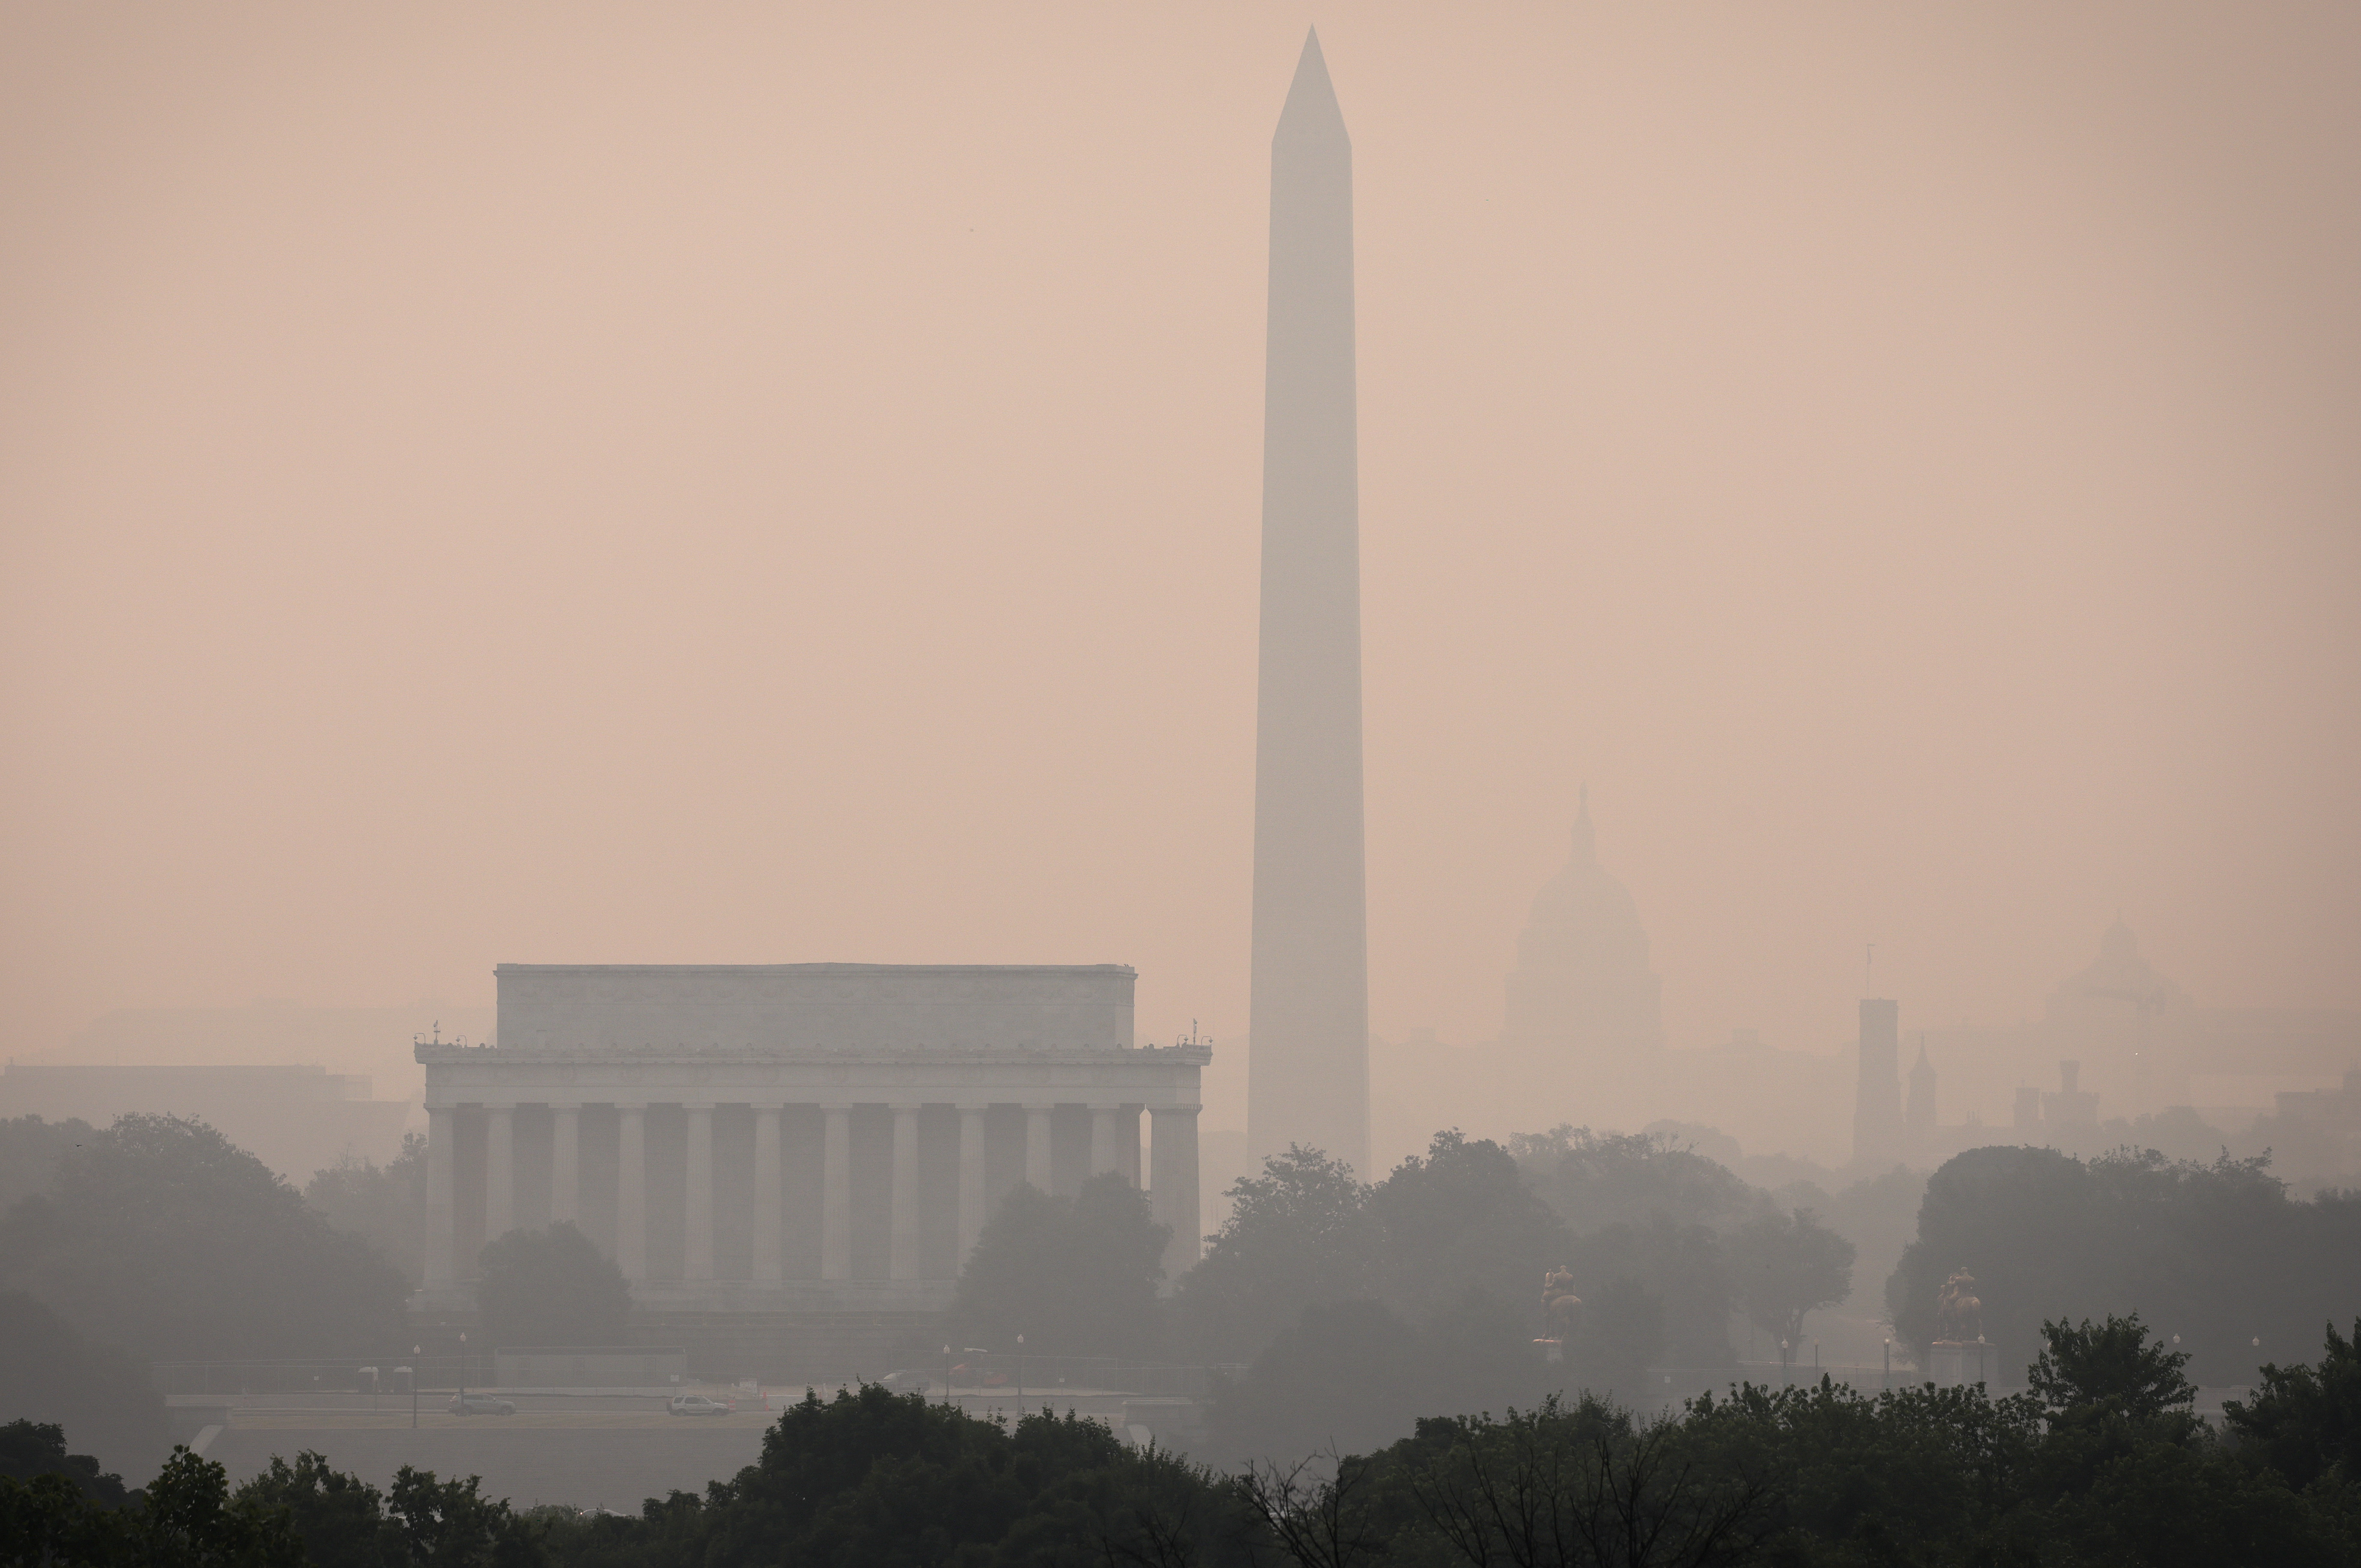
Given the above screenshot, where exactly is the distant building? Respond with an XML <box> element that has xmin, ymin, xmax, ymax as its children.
<box><xmin>2042</xmin><ymin>1060</ymin><xmax>2100</xmax><ymax>1127</ymax></box>
<box><xmin>415</xmin><ymin>963</ymin><xmax>1207</xmax><ymax>1368</ymax></box>
<box><xmin>1498</xmin><ymin>789</ymin><xmax>1665</xmax><ymax>1112</ymax></box>
<box><xmin>1907</xmin><ymin>1037</ymin><xmax>1938</xmax><ymax>1138</ymax></box>
<box><xmin>1851</xmin><ymin>999</ymin><xmax>1904</xmax><ymax>1169</ymax></box>
<box><xmin>0</xmin><ymin>1062</ymin><xmax>412</xmax><ymax>1182</ymax></box>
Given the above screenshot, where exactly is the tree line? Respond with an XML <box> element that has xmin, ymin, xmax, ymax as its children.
<box><xmin>10</xmin><ymin>1314</ymin><xmax>2361</xmax><ymax>1565</ymax></box>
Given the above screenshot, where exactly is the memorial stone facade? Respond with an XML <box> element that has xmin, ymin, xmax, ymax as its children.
<box><xmin>416</xmin><ymin>964</ymin><xmax>1207</xmax><ymax>1315</ymax></box>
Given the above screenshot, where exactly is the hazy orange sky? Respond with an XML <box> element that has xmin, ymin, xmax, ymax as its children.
<box><xmin>6</xmin><ymin>3</ymin><xmax>2356</xmax><ymax>1131</ymax></box>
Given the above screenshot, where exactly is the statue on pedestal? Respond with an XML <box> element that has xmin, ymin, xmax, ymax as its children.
<box><xmin>1540</xmin><ymin>1265</ymin><xmax>1582</xmax><ymax>1343</ymax></box>
<box><xmin>1933</xmin><ymin>1268</ymin><xmax>1983</xmax><ymax>1344</ymax></box>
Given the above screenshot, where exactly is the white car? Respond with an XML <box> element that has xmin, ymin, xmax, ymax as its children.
<box><xmin>667</xmin><ymin>1394</ymin><xmax>733</xmax><ymax>1416</ymax></box>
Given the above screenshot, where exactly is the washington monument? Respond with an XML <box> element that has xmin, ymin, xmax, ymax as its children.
<box><xmin>1248</xmin><ymin>30</ymin><xmax>1369</xmax><ymax>1177</ymax></box>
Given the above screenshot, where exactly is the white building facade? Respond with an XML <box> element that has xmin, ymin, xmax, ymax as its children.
<box><xmin>416</xmin><ymin>964</ymin><xmax>1206</xmax><ymax>1314</ymax></box>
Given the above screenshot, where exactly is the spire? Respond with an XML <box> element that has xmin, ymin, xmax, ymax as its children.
<box><xmin>1276</xmin><ymin>28</ymin><xmax>1347</xmax><ymax>148</ymax></box>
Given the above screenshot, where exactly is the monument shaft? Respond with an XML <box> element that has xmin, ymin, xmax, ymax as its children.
<box><xmin>1248</xmin><ymin>31</ymin><xmax>1369</xmax><ymax>1177</ymax></box>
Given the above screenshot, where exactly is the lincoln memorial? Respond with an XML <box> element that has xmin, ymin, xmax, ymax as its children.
<box><xmin>415</xmin><ymin>964</ymin><xmax>1207</xmax><ymax>1327</ymax></box>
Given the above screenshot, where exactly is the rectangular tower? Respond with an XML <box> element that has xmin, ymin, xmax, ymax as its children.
<box><xmin>1852</xmin><ymin>998</ymin><xmax>1904</xmax><ymax>1169</ymax></box>
<box><xmin>1248</xmin><ymin>30</ymin><xmax>1370</xmax><ymax>1177</ymax></box>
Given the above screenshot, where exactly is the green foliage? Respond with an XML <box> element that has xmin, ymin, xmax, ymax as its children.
<box><xmin>476</xmin><ymin>1223</ymin><xmax>631</xmax><ymax>1349</ymax></box>
<box><xmin>0</xmin><ymin>1419</ymin><xmax>131</xmax><ymax>1507</ymax></box>
<box><xmin>0</xmin><ymin>1115</ymin><xmax>98</xmax><ymax>1212</ymax></box>
<box><xmin>2030</xmin><ymin>1312</ymin><xmax>2197</xmax><ymax>1423</ymax></box>
<box><xmin>0</xmin><ymin>1290</ymin><xmax>173</xmax><ymax>1482</ymax></box>
<box><xmin>1886</xmin><ymin>1144</ymin><xmax>2361</xmax><ymax>1381</ymax></box>
<box><xmin>2225</xmin><ymin>1318</ymin><xmax>2361</xmax><ymax>1490</ymax></box>
<box><xmin>307</xmin><ymin>1134</ymin><xmax>426</xmax><ymax>1289</ymax></box>
<box><xmin>1510</xmin><ymin>1125</ymin><xmax>1770</xmax><ymax>1236</ymax></box>
<box><xmin>0</xmin><ymin>1115</ymin><xmax>410</xmax><ymax>1362</ymax></box>
<box><xmin>1206</xmin><ymin>1295</ymin><xmax>1548</xmax><ymax>1467</ymax></box>
<box><xmin>1175</xmin><ymin>1145</ymin><xmax>1377</xmax><ymax>1361</ymax></box>
<box><xmin>950</xmin><ymin>1172</ymin><xmax>1169</xmax><ymax>1358</ymax></box>
<box><xmin>1370</xmin><ymin>1131</ymin><xmax>1574</xmax><ymax>1325</ymax></box>
<box><xmin>137</xmin><ymin>1446</ymin><xmax>308</xmax><ymax>1567</ymax></box>
<box><xmin>1723</xmin><ymin>1208</ymin><xmax>1854</xmax><ymax>1353</ymax></box>
<box><xmin>528</xmin><ymin>1383</ymin><xmax>1235</xmax><ymax>1566</ymax></box>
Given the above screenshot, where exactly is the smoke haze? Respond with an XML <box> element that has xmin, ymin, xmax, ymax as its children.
<box><xmin>4</xmin><ymin>3</ymin><xmax>2356</xmax><ymax>1142</ymax></box>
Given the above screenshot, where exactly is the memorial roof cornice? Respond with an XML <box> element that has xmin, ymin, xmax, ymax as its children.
<box><xmin>417</xmin><ymin>1041</ymin><xmax>1212</xmax><ymax>1067</ymax></box>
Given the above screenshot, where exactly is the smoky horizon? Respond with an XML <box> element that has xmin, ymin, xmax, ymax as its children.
<box><xmin>3</xmin><ymin>3</ymin><xmax>2356</xmax><ymax>1180</ymax></box>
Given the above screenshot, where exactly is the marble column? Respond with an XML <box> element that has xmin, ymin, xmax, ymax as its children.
<box><xmin>685</xmin><ymin>1103</ymin><xmax>716</xmax><ymax>1282</ymax></box>
<box><xmin>752</xmin><ymin>1105</ymin><xmax>783</xmax><ymax>1284</ymax></box>
<box><xmin>1150</xmin><ymin>1105</ymin><xmax>1201</xmax><ymax>1282</ymax></box>
<box><xmin>957</xmin><ymin>1104</ymin><xmax>988</xmax><ymax>1263</ymax></box>
<box><xmin>889</xmin><ymin>1103</ymin><xmax>921</xmax><ymax>1281</ymax></box>
<box><xmin>821</xmin><ymin>1103</ymin><xmax>852</xmax><ymax>1282</ymax></box>
<box><xmin>617</xmin><ymin>1104</ymin><xmax>647</xmax><ymax>1283</ymax></box>
<box><xmin>1089</xmin><ymin>1105</ymin><xmax>1119</xmax><ymax>1177</ymax></box>
<box><xmin>551</xmin><ymin>1104</ymin><xmax>580</xmax><ymax>1227</ymax></box>
<box><xmin>424</xmin><ymin>1105</ymin><xmax>456</xmax><ymax>1288</ymax></box>
<box><xmin>1024</xmin><ymin>1103</ymin><xmax>1054</xmax><ymax>1192</ymax></box>
<box><xmin>1119</xmin><ymin>1104</ymin><xmax>1143</xmax><ymax>1188</ymax></box>
<box><xmin>484</xmin><ymin>1104</ymin><xmax>515</xmax><ymax>1243</ymax></box>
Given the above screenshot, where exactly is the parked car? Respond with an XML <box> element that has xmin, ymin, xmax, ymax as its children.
<box><xmin>877</xmin><ymin>1371</ymin><xmax>931</xmax><ymax>1395</ymax></box>
<box><xmin>667</xmin><ymin>1394</ymin><xmax>733</xmax><ymax>1416</ymax></box>
<box><xmin>447</xmin><ymin>1393</ymin><xmax>517</xmax><ymax>1416</ymax></box>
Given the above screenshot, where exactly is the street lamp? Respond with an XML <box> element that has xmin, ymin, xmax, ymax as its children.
<box><xmin>943</xmin><ymin>1345</ymin><xmax>952</xmax><ymax>1407</ymax></box>
<box><xmin>1017</xmin><ymin>1335</ymin><xmax>1025</xmax><ymax>1409</ymax></box>
<box><xmin>457</xmin><ymin>1332</ymin><xmax>468</xmax><ymax>1411</ymax></box>
<box><xmin>411</xmin><ymin>1346</ymin><xmax>422</xmax><ymax>1429</ymax></box>
<box><xmin>1883</xmin><ymin>1338</ymin><xmax>1891</xmax><ymax>1392</ymax></box>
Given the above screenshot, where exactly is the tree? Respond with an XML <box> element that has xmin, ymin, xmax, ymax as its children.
<box><xmin>1723</xmin><ymin>1208</ymin><xmax>1853</xmax><ymax>1365</ymax></box>
<box><xmin>0</xmin><ymin>1115</ymin><xmax>98</xmax><ymax>1212</ymax></box>
<box><xmin>0</xmin><ymin>1291</ymin><xmax>172</xmax><ymax>1484</ymax></box>
<box><xmin>2224</xmin><ymin>1318</ymin><xmax>2361</xmax><ymax>1490</ymax></box>
<box><xmin>1370</xmin><ymin>1131</ymin><xmax>1573</xmax><ymax>1324</ymax></box>
<box><xmin>0</xmin><ymin>1420</ymin><xmax>131</xmax><ymax>1508</ymax></box>
<box><xmin>1173</xmin><ymin>1145</ymin><xmax>1376</xmax><ymax>1361</ymax></box>
<box><xmin>0</xmin><ymin>1115</ymin><xmax>409</xmax><ymax>1363</ymax></box>
<box><xmin>476</xmin><ymin>1223</ymin><xmax>630</xmax><ymax>1348</ymax></box>
<box><xmin>307</xmin><ymin>1135</ymin><xmax>425</xmax><ymax>1288</ymax></box>
<box><xmin>2029</xmin><ymin>1312</ymin><xmax>2197</xmax><ymax>1424</ymax></box>
<box><xmin>949</xmin><ymin>1173</ymin><xmax>1168</xmax><ymax>1359</ymax></box>
<box><xmin>1885</xmin><ymin>1144</ymin><xmax>2361</xmax><ymax>1380</ymax></box>
<box><xmin>1510</xmin><ymin>1126</ymin><xmax>1769</xmax><ymax>1237</ymax></box>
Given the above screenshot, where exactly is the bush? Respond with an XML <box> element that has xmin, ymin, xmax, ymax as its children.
<box><xmin>949</xmin><ymin>1174</ymin><xmax>1167</xmax><ymax>1359</ymax></box>
<box><xmin>477</xmin><ymin>1223</ymin><xmax>632</xmax><ymax>1348</ymax></box>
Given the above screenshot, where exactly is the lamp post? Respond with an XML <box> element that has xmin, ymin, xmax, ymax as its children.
<box><xmin>1779</xmin><ymin>1338</ymin><xmax>1790</xmax><ymax>1386</ymax></box>
<box><xmin>1016</xmin><ymin>1335</ymin><xmax>1025</xmax><ymax>1410</ymax></box>
<box><xmin>412</xmin><ymin>1346</ymin><xmax>422</xmax><ymax>1429</ymax></box>
<box><xmin>457</xmin><ymin>1332</ymin><xmax>467</xmax><ymax>1412</ymax></box>
<box><xmin>943</xmin><ymin>1345</ymin><xmax>952</xmax><ymax>1407</ymax></box>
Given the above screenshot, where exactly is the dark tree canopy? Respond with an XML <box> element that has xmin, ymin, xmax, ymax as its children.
<box><xmin>306</xmin><ymin>1133</ymin><xmax>425</xmax><ymax>1289</ymax></box>
<box><xmin>2224</xmin><ymin>1318</ymin><xmax>2361</xmax><ymax>1491</ymax></box>
<box><xmin>1510</xmin><ymin>1124</ymin><xmax>1771</xmax><ymax>1235</ymax></box>
<box><xmin>1370</xmin><ymin>1130</ymin><xmax>1574</xmax><ymax>1324</ymax></box>
<box><xmin>477</xmin><ymin>1222</ymin><xmax>633</xmax><ymax>1348</ymax></box>
<box><xmin>1886</xmin><ymin>1144</ymin><xmax>2361</xmax><ymax>1380</ymax></box>
<box><xmin>949</xmin><ymin>1173</ymin><xmax>1168</xmax><ymax>1359</ymax></box>
<box><xmin>1174</xmin><ymin>1144</ymin><xmax>1376</xmax><ymax>1361</ymax></box>
<box><xmin>2030</xmin><ymin>1312</ymin><xmax>2198</xmax><ymax>1423</ymax></box>
<box><xmin>0</xmin><ymin>1115</ymin><xmax>98</xmax><ymax>1212</ymax></box>
<box><xmin>0</xmin><ymin>1115</ymin><xmax>409</xmax><ymax>1362</ymax></box>
<box><xmin>1725</xmin><ymin>1207</ymin><xmax>1855</xmax><ymax>1354</ymax></box>
<box><xmin>0</xmin><ymin>1291</ymin><xmax>172</xmax><ymax>1484</ymax></box>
